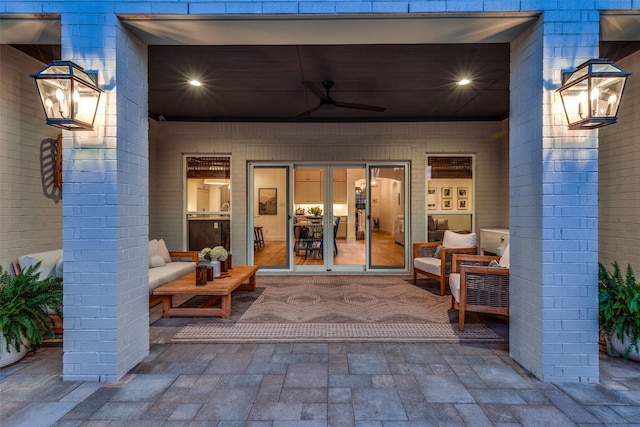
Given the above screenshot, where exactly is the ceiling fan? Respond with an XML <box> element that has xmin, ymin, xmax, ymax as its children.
<box><xmin>296</xmin><ymin>80</ymin><xmax>386</xmax><ymax>118</ymax></box>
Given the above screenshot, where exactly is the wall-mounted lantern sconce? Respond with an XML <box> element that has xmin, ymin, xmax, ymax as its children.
<box><xmin>557</xmin><ymin>58</ymin><xmax>631</xmax><ymax>130</ymax></box>
<box><xmin>31</xmin><ymin>60</ymin><xmax>103</xmax><ymax>130</ymax></box>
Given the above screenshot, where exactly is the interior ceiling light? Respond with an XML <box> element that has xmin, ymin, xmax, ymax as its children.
<box><xmin>457</xmin><ymin>78</ymin><xmax>472</xmax><ymax>86</ymax></box>
<box><xmin>203</xmin><ymin>179</ymin><xmax>230</xmax><ymax>186</ymax></box>
<box><xmin>189</xmin><ymin>80</ymin><xmax>202</xmax><ymax>87</ymax></box>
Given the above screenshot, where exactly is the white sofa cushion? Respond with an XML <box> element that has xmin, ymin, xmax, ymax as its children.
<box><xmin>150</xmin><ymin>255</ymin><xmax>166</xmax><ymax>268</ymax></box>
<box><xmin>18</xmin><ymin>249</ymin><xmax>63</xmax><ymax>279</ymax></box>
<box><xmin>414</xmin><ymin>257</ymin><xmax>441</xmax><ymax>276</ymax></box>
<box><xmin>442</xmin><ymin>230</ymin><xmax>477</xmax><ymax>248</ymax></box>
<box><xmin>148</xmin><ymin>262</ymin><xmax>196</xmax><ymax>292</ymax></box>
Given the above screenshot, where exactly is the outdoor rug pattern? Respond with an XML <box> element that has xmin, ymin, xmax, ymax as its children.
<box><xmin>168</xmin><ymin>275</ymin><xmax>504</xmax><ymax>343</ymax></box>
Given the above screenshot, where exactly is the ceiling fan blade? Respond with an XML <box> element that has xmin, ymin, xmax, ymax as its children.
<box><xmin>301</xmin><ymin>81</ymin><xmax>326</xmax><ymax>100</ymax></box>
<box><xmin>294</xmin><ymin>104</ymin><xmax>322</xmax><ymax>118</ymax></box>
<box><xmin>335</xmin><ymin>101</ymin><xmax>386</xmax><ymax>112</ymax></box>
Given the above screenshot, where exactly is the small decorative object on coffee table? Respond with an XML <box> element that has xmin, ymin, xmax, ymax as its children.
<box><xmin>195</xmin><ymin>265</ymin><xmax>207</xmax><ymax>286</ymax></box>
<box><xmin>205</xmin><ymin>246</ymin><xmax>229</xmax><ymax>275</ymax></box>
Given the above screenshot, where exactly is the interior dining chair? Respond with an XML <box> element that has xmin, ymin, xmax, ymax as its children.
<box><xmin>304</xmin><ymin>224</ymin><xmax>323</xmax><ymax>260</ymax></box>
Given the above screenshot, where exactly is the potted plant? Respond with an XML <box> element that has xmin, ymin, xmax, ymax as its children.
<box><xmin>598</xmin><ymin>261</ymin><xmax>640</xmax><ymax>361</ymax></box>
<box><xmin>0</xmin><ymin>263</ymin><xmax>63</xmax><ymax>367</ymax></box>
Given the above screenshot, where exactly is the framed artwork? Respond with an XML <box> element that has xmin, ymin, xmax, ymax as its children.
<box><xmin>442</xmin><ymin>187</ymin><xmax>452</xmax><ymax>198</ymax></box>
<box><xmin>442</xmin><ymin>199</ymin><xmax>453</xmax><ymax>210</ymax></box>
<box><xmin>428</xmin><ymin>188</ymin><xmax>436</xmax><ymax>195</ymax></box>
<box><xmin>258</xmin><ymin>188</ymin><xmax>277</xmax><ymax>215</ymax></box>
<box><xmin>457</xmin><ymin>187</ymin><xmax>468</xmax><ymax>198</ymax></box>
<box><xmin>458</xmin><ymin>199</ymin><xmax>468</xmax><ymax>210</ymax></box>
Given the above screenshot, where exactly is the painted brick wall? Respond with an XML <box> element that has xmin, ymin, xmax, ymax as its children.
<box><xmin>510</xmin><ymin>12</ymin><xmax>600</xmax><ymax>383</ymax></box>
<box><xmin>599</xmin><ymin>51</ymin><xmax>640</xmax><ymax>271</ymax></box>
<box><xmin>149</xmin><ymin>121</ymin><xmax>509</xmax><ymax>266</ymax></box>
<box><xmin>0</xmin><ymin>46</ymin><xmax>63</xmax><ymax>270</ymax></box>
<box><xmin>61</xmin><ymin>18</ymin><xmax>150</xmax><ymax>382</ymax></box>
<box><xmin>509</xmin><ymin>18</ymin><xmax>545</xmax><ymax>380</ymax></box>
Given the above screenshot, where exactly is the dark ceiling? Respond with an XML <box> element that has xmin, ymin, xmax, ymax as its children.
<box><xmin>148</xmin><ymin>44</ymin><xmax>511</xmax><ymax>122</ymax></box>
<box><xmin>12</xmin><ymin>40</ymin><xmax>638</xmax><ymax>123</ymax></box>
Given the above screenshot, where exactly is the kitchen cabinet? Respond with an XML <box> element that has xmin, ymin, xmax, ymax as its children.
<box><xmin>332</xmin><ymin>169</ymin><xmax>347</xmax><ymax>203</ymax></box>
<box><xmin>295</xmin><ymin>181</ymin><xmax>323</xmax><ymax>204</ymax></box>
<box><xmin>336</xmin><ymin>216</ymin><xmax>348</xmax><ymax>239</ymax></box>
<box><xmin>294</xmin><ymin>169</ymin><xmax>323</xmax><ymax>204</ymax></box>
<box><xmin>295</xmin><ymin>169</ymin><xmax>322</xmax><ymax>182</ymax></box>
<box><xmin>333</xmin><ymin>169</ymin><xmax>347</xmax><ymax>182</ymax></box>
<box><xmin>333</xmin><ymin>181</ymin><xmax>347</xmax><ymax>203</ymax></box>
<box><xmin>188</xmin><ymin>219</ymin><xmax>230</xmax><ymax>251</ymax></box>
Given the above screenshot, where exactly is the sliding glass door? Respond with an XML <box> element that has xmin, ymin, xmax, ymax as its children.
<box><xmin>250</xmin><ymin>162</ymin><xmax>408</xmax><ymax>272</ymax></box>
<box><xmin>368</xmin><ymin>164</ymin><xmax>407</xmax><ymax>269</ymax></box>
<box><xmin>250</xmin><ymin>165</ymin><xmax>291</xmax><ymax>269</ymax></box>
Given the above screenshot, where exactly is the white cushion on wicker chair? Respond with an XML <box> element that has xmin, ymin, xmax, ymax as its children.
<box><xmin>442</xmin><ymin>230</ymin><xmax>477</xmax><ymax>248</ymax></box>
<box><xmin>413</xmin><ymin>257</ymin><xmax>441</xmax><ymax>276</ymax></box>
<box><xmin>449</xmin><ymin>273</ymin><xmax>461</xmax><ymax>301</ymax></box>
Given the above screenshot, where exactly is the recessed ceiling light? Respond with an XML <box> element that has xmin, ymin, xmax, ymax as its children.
<box><xmin>189</xmin><ymin>80</ymin><xmax>202</xmax><ymax>87</ymax></box>
<box><xmin>457</xmin><ymin>78</ymin><xmax>472</xmax><ymax>86</ymax></box>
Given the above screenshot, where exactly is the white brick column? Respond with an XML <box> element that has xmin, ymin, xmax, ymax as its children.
<box><xmin>509</xmin><ymin>12</ymin><xmax>600</xmax><ymax>383</ymax></box>
<box><xmin>61</xmin><ymin>14</ymin><xmax>150</xmax><ymax>382</ymax></box>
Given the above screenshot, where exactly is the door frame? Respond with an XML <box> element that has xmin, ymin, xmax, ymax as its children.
<box><xmin>248</xmin><ymin>160</ymin><xmax>410</xmax><ymax>273</ymax></box>
<box><xmin>366</xmin><ymin>162</ymin><xmax>410</xmax><ymax>271</ymax></box>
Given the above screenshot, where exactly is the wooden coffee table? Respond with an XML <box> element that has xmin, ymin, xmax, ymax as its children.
<box><xmin>152</xmin><ymin>265</ymin><xmax>259</xmax><ymax>318</ymax></box>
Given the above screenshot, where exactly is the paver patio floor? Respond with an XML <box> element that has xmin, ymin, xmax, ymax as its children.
<box><xmin>1</xmin><ymin>339</ymin><xmax>639</xmax><ymax>426</ymax></box>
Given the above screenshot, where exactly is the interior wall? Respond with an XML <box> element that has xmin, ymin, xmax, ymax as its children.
<box><xmin>149</xmin><ymin>121</ymin><xmax>508</xmax><ymax>265</ymax></box>
<box><xmin>599</xmin><ymin>50</ymin><xmax>640</xmax><ymax>271</ymax></box>
<box><xmin>0</xmin><ymin>45</ymin><xmax>63</xmax><ymax>270</ymax></box>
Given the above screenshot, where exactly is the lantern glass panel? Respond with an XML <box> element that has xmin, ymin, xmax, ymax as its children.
<box><xmin>560</xmin><ymin>79</ymin><xmax>589</xmax><ymax>124</ymax></box>
<box><xmin>591</xmin><ymin>76</ymin><xmax>626</xmax><ymax>118</ymax></box>
<box><xmin>40</xmin><ymin>64</ymin><xmax>72</xmax><ymax>75</ymax></box>
<box><xmin>73</xmin><ymin>80</ymin><xmax>101</xmax><ymax>125</ymax></box>
<box><xmin>35</xmin><ymin>78</ymin><xmax>73</xmax><ymax>120</ymax></box>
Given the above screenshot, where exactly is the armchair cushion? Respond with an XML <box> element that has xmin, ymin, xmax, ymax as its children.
<box><xmin>413</xmin><ymin>256</ymin><xmax>442</xmax><ymax>276</ymax></box>
<box><xmin>449</xmin><ymin>272</ymin><xmax>461</xmax><ymax>301</ymax></box>
<box><xmin>442</xmin><ymin>230</ymin><xmax>476</xmax><ymax>248</ymax></box>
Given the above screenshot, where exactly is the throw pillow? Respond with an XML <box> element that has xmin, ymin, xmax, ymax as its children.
<box><xmin>157</xmin><ymin>238</ymin><xmax>172</xmax><ymax>264</ymax></box>
<box><xmin>148</xmin><ymin>239</ymin><xmax>159</xmax><ymax>258</ymax></box>
<box><xmin>488</xmin><ymin>260</ymin><xmax>502</xmax><ymax>268</ymax></box>
<box><xmin>150</xmin><ymin>255</ymin><xmax>166</xmax><ymax>268</ymax></box>
<box><xmin>428</xmin><ymin>215</ymin><xmax>436</xmax><ymax>231</ymax></box>
<box><xmin>433</xmin><ymin>245</ymin><xmax>443</xmax><ymax>258</ymax></box>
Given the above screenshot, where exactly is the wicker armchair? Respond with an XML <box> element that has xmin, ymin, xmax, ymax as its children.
<box><xmin>413</xmin><ymin>230</ymin><xmax>477</xmax><ymax>296</ymax></box>
<box><xmin>449</xmin><ymin>251</ymin><xmax>510</xmax><ymax>331</ymax></box>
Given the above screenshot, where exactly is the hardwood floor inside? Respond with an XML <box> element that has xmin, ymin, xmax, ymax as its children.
<box><xmin>254</xmin><ymin>231</ymin><xmax>406</xmax><ymax>268</ymax></box>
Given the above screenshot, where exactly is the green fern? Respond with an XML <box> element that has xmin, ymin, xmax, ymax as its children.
<box><xmin>599</xmin><ymin>262</ymin><xmax>640</xmax><ymax>359</ymax></box>
<box><xmin>0</xmin><ymin>263</ymin><xmax>63</xmax><ymax>353</ymax></box>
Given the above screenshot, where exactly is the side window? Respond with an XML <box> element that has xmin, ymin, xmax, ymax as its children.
<box><xmin>186</xmin><ymin>156</ymin><xmax>231</xmax><ymax>252</ymax></box>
